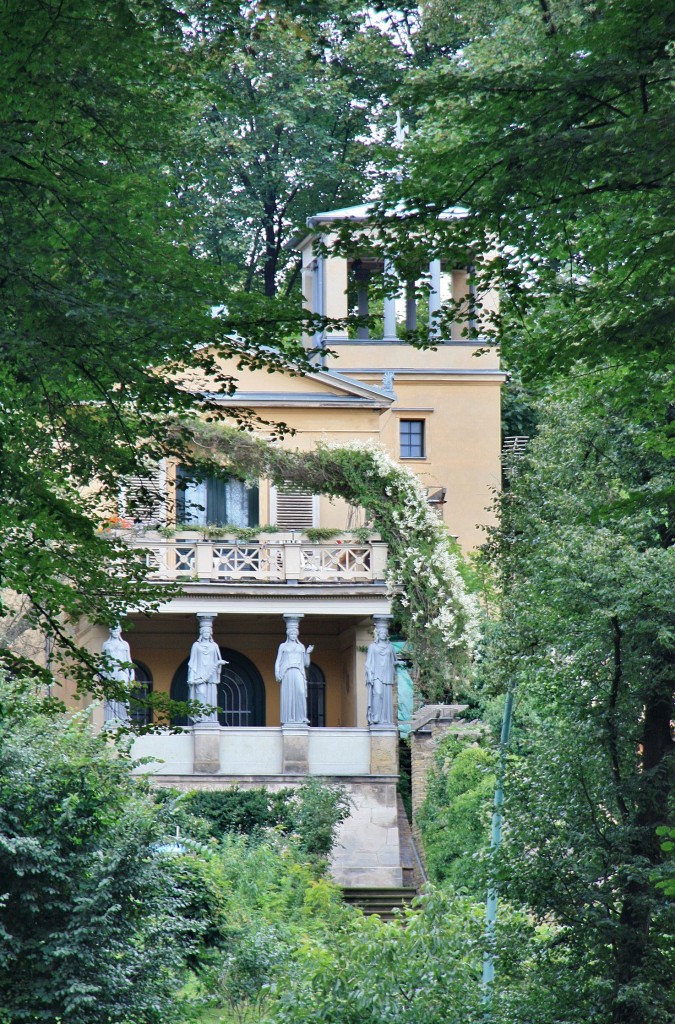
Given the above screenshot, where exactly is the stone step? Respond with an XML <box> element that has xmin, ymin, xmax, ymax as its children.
<box><xmin>341</xmin><ymin>886</ymin><xmax>418</xmax><ymax>921</ymax></box>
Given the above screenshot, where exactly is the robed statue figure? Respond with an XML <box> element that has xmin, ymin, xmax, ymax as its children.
<box><xmin>188</xmin><ymin>617</ymin><xmax>226</xmax><ymax>724</ymax></box>
<box><xmin>102</xmin><ymin>625</ymin><xmax>133</xmax><ymax>724</ymax></box>
<box><xmin>366</xmin><ymin>621</ymin><xmax>397</xmax><ymax>727</ymax></box>
<box><xmin>275</xmin><ymin>617</ymin><xmax>313</xmax><ymax>725</ymax></box>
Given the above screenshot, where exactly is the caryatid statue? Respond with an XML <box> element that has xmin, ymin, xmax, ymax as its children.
<box><xmin>102</xmin><ymin>624</ymin><xmax>133</xmax><ymax>724</ymax></box>
<box><xmin>275</xmin><ymin>614</ymin><xmax>313</xmax><ymax>726</ymax></box>
<box><xmin>366</xmin><ymin>616</ymin><xmax>397</xmax><ymax>727</ymax></box>
<box><xmin>188</xmin><ymin>614</ymin><xmax>226</xmax><ymax>724</ymax></box>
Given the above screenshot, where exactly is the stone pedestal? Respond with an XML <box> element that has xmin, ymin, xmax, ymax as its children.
<box><xmin>330</xmin><ymin>780</ymin><xmax>403</xmax><ymax>888</ymax></box>
<box><xmin>193</xmin><ymin>724</ymin><xmax>221</xmax><ymax>774</ymax></box>
<box><xmin>369</xmin><ymin>728</ymin><xmax>398</xmax><ymax>776</ymax></box>
<box><xmin>282</xmin><ymin>725</ymin><xmax>309</xmax><ymax>774</ymax></box>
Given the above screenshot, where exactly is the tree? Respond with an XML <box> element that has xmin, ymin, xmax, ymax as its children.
<box><xmin>269</xmin><ymin>886</ymin><xmax>541</xmax><ymax>1024</ymax></box>
<box><xmin>481</xmin><ymin>384</ymin><xmax>674</xmax><ymax>1024</ymax></box>
<box><xmin>377</xmin><ymin>11</ymin><xmax>675</xmax><ymax>1018</ymax></box>
<box><xmin>0</xmin><ymin>677</ymin><xmax>202</xmax><ymax>1022</ymax></box>
<box><xmin>388</xmin><ymin>0</ymin><xmax>674</xmax><ymax>457</ymax></box>
<box><xmin>180</xmin><ymin>0</ymin><xmax>405</xmax><ymax>297</ymax></box>
<box><xmin>0</xmin><ymin>0</ymin><xmax>313</xmax><ymax>689</ymax></box>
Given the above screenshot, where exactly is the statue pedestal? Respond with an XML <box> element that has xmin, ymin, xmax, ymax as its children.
<box><xmin>193</xmin><ymin>723</ymin><xmax>220</xmax><ymax>774</ymax></box>
<box><xmin>282</xmin><ymin>724</ymin><xmax>309</xmax><ymax>774</ymax></box>
<box><xmin>369</xmin><ymin>728</ymin><xmax>398</xmax><ymax>776</ymax></box>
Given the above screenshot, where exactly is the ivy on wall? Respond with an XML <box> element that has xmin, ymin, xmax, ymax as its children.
<box><xmin>184</xmin><ymin>424</ymin><xmax>480</xmax><ymax>700</ymax></box>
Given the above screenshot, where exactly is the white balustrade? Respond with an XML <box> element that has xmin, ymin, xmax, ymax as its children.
<box><xmin>128</xmin><ymin>533</ymin><xmax>387</xmax><ymax>585</ymax></box>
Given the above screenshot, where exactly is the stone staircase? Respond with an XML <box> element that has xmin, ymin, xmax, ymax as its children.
<box><xmin>341</xmin><ymin>796</ymin><xmax>424</xmax><ymax>922</ymax></box>
<box><xmin>397</xmin><ymin>794</ymin><xmax>427</xmax><ymax>890</ymax></box>
<box><xmin>341</xmin><ymin>885</ymin><xmax>418</xmax><ymax>922</ymax></box>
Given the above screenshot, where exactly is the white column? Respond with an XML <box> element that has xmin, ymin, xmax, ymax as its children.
<box><xmin>405</xmin><ymin>280</ymin><xmax>417</xmax><ymax>331</ymax></box>
<box><xmin>383</xmin><ymin>258</ymin><xmax>397</xmax><ymax>341</ymax></box>
<box><xmin>428</xmin><ymin>258</ymin><xmax>442</xmax><ymax>338</ymax></box>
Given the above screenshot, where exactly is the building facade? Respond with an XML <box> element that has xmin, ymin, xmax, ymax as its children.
<box><xmin>77</xmin><ymin>205</ymin><xmax>504</xmax><ymax>886</ymax></box>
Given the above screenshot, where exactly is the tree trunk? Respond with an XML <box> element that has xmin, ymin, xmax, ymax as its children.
<box><xmin>263</xmin><ymin>202</ymin><xmax>277</xmax><ymax>297</ymax></box>
<box><xmin>612</xmin><ymin>661</ymin><xmax>674</xmax><ymax>1024</ymax></box>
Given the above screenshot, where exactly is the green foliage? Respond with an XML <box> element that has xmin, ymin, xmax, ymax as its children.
<box><xmin>181</xmin><ymin>1</ymin><xmax>404</xmax><ymax>297</ymax></box>
<box><xmin>185</xmin><ymin>832</ymin><xmax>350</xmax><ymax>1022</ymax></box>
<box><xmin>286</xmin><ymin>777</ymin><xmax>352</xmax><ymax>859</ymax></box>
<box><xmin>0</xmin><ymin>677</ymin><xmax>200</xmax><ymax>1022</ymax></box>
<box><xmin>384</xmin><ymin>7</ymin><xmax>675</xmax><ymax>1015</ymax></box>
<box><xmin>0</xmin><ymin>0</ymin><xmax>317</xmax><ymax>689</ymax></box>
<box><xmin>417</xmin><ymin>737</ymin><xmax>495</xmax><ymax>892</ymax></box>
<box><xmin>303</xmin><ymin>527</ymin><xmax>343</xmax><ymax>542</ymax></box>
<box><xmin>269</xmin><ymin>886</ymin><xmax>540</xmax><ymax>1024</ymax></box>
<box><xmin>172</xmin><ymin>778</ymin><xmax>351</xmax><ymax>859</ymax></box>
<box><xmin>479</xmin><ymin>384</ymin><xmax>675</xmax><ymax>1023</ymax></box>
<box><xmin>652</xmin><ymin>826</ymin><xmax>675</xmax><ymax>898</ymax></box>
<box><xmin>391</xmin><ymin>0</ymin><xmax>674</xmax><ymax>459</ymax></box>
<box><xmin>182</xmin><ymin>787</ymin><xmax>292</xmax><ymax>838</ymax></box>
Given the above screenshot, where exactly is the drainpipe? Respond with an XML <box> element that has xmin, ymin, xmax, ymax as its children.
<box><xmin>481</xmin><ymin>685</ymin><xmax>515</xmax><ymax>1011</ymax></box>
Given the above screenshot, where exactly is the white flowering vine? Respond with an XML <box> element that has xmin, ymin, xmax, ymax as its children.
<box><xmin>189</xmin><ymin>427</ymin><xmax>481</xmax><ymax>700</ymax></box>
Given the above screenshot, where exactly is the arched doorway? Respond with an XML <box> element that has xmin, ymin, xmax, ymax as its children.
<box><xmin>130</xmin><ymin>660</ymin><xmax>153</xmax><ymax>727</ymax></box>
<box><xmin>170</xmin><ymin>647</ymin><xmax>265</xmax><ymax>727</ymax></box>
<box><xmin>307</xmin><ymin>662</ymin><xmax>326</xmax><ymax>728</ymax></box>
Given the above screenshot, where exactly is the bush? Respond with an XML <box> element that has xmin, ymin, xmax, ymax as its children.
<box><xmin>417</xmin><ymin>736</ymin><xmax>496</xmax><ymax>892</ymax></box>
<box><xmin>176</xmin><ymin>779</ymin><xmax>351</xmax><ymax>858</ymax></box>
<box><xmin>182</xmin><ymin>787</ymin><xmax>291</xmax><ymax>837</ymax></box>
<box><xmin>0</xmin><ymin>678</ymin><xmax>201</xmax><ymax>1023</ymax></box>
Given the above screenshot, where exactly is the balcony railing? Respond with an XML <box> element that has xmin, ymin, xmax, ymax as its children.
<box><xmin>122</xmin><ymin>531</ymin><xmax>388</xmax><ymax>585</ymax></box>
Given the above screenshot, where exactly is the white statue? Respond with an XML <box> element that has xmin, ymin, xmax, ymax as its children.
<box><xmin>102</xmin><ymin>625</ymin><xmax>133</xmax><ymax>724</ymax></box>
<box><xmin>275</xmin><ymin>616</ymin><xmax>313</xmax><ymax>725</ymax></box>
<box><xmin>188</xmin><ymin>616</ymin><xmax>226</xmax><ymax>724</ymax></box>
<box><xmin>366</xmin><ymin>619</ymin><xmax>397</xmax><ymax>727</ymax></box>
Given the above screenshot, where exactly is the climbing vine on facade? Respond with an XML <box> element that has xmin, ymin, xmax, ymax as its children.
<box><xmin>184</xmin><ymin>424</ymin><xmax>480</xmax><ymax>700</ymax></box>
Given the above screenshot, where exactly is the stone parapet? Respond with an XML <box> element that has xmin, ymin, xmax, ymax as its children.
<box><xmin>409</xmin><ymin>704</ymin><xmax>484</xmax><ymax>827</ymax></box>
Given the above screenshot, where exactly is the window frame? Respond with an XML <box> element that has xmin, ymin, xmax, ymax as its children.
<box><xmin>399</xmin><ymin>418</ymin><xmax>426</xmax><ymax>460</ymax></box>
<box><xmin>175</xmin><ymin>466</ymin><xmax>259</xmax><ymax>528</ymax></box>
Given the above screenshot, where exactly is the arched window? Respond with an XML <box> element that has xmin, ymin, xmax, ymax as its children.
<box><xmin>218</xmin><ymin>653</ymin><xmax>265</xmax><ymax>727</ymax></box>
<box><xmin>170</xmin><ymin>648</ymin><xmax>265</xmax><ymax>727</ymax></box>
<box><xmin>130</xmin><ymin>661</ymin><xmax>153</xmax><ymax>727</ymax></box>
<box><xmin>307</xmin><ymin>662</ymin><xmax>326</xmax><ymax>728</ymax></box>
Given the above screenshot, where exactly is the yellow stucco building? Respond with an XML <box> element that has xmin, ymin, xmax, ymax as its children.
<box><xmin>78</xmin><ymin>204</ymin><xmax>504</xmax><ymax>887</ymax></box>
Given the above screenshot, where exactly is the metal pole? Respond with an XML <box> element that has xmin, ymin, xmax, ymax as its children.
<box><xmin>481</xmin><ymin>686</ymin><xmax>515</xmax><ymax>1009</ymax></box>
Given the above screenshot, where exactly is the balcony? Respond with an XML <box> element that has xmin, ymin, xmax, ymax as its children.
<box><xmin>121</xmin><ymin>531</ymin><xmax>388</xmax><ymax>586</ymax></box>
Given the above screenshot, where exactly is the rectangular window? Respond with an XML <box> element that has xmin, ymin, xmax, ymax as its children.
<box><xmin>176</xmin><ymin>468</ymin><xmax>259</xmax><ymax>527</ymax></box>
<box><xmin>400</xmin><ymin>419</ymin><xmax>425</xmax><ymax>459</ymax></box>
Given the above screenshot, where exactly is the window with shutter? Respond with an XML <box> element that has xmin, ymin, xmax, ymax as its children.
<box><xmin>270</xmin><ymin>487</ymin><xmax>319</xmax><ymax>530</ymax></box>
<box><xmin>176</xmin><ymin>467</ymin><xmax>259</xmax><ymax>527</ymax></box>
<box><xmin>119</xmin><ymin>465</ymin><xmax>166</xmax><ymax>526</ymax></box>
